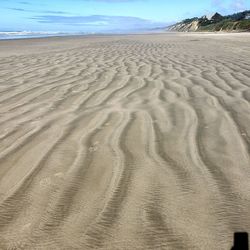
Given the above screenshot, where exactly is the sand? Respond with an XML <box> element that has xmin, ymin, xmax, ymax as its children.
<box><xmin>0</xmin><ymin>33</ymin><xmax>250</xmax><ymax>249</ymax></box>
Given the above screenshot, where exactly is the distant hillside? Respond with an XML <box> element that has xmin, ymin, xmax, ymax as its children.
<box><xmin>168</xmin><ymin>10</ymin><xmax>250</xmax><ymax>32</ymax></box>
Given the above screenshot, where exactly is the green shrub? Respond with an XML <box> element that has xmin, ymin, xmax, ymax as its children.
<box><xmin>182</xmin><ymin>17</ymin><xmax>198</xmax><ymax>24</ymax></box>
<box><xmin>197</xmin><ymin>19</ymin><xmax>250</xmax><ymax>31</ymax></box>
<box><xmin>236</xmin><ymin>20</ymin><xmax>250</xmax><ymax>30</ymax></box>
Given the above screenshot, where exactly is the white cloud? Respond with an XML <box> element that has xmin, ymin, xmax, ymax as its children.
<box><xmin>31</xmin><ymin>15</ymin><xmax>168</xmax><ymax>31</ymax></box>
<box><xmin>211</xmin><ymin>0</ymin><xmax>247</xmax><ymax>14</ymax></box>
<box><xmin>230</xmin><ymin>0</ymin><xmax>246</xmax><ymax>12</ymax></box>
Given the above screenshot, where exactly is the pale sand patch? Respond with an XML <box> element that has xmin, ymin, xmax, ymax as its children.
<box><xmin>0</xmin><ymin>33</ymin><xmax>250</xmax><ymax>249</ymax></box>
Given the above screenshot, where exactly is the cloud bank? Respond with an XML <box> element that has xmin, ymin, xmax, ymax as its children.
<box><xmin>211</xmin><ymin>0</ymin><xmax>247</xmax><ymax>13</ymax></box>
<box><xmin>31</xmin><ymin>15</ymin><xmax>167</xmax><ymax>31</ymax></box>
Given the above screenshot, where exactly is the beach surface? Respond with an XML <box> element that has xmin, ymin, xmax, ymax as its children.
<box><xmin>0</xmin><ymin>33</ymin><xmax>250</xmax><ymax>249</ymax></box>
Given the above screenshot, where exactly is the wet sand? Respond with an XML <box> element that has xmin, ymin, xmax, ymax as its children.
<box><xmin>0</xmin><ymin>33</ymin><xmax>250</xmax><ymax>249</ymax></box>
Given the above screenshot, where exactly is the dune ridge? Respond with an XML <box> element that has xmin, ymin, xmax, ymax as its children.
<box><xmin>0</xmin><ymin>33</ymin><xmax>250</xmax><ymax>249</ymax></box>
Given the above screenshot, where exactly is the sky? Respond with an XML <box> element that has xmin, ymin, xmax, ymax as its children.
<box><xmin>0</xmin><ymin>0</ymin><xmax>250</xmax><ymax>32</ymax></box>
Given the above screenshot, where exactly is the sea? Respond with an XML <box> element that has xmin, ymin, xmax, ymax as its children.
<box><xmin>0</xmin><ymin>30</ymin><xmax>155</xmax><ymax>40</ymax></box>
<box><xmin>0</xmin><ymin>31</ymin><xmax>92</xmax><ymax>40</ymax></box>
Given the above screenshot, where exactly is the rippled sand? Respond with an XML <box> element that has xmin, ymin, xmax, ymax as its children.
<box><xmin>0</xmin><ymin>33</ymin><xmax>250</xmax><ymax>249</ymax></box>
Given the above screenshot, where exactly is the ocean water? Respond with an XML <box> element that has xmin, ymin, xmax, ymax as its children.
<box><xmin>0</xmin><ymin>30</ymin><xmax>150</xmax><ymax>40</ymax></box>
<box><xmin>0</xmin><ymin>31</ymin><xmax>88</xmax><ymax>40</ymax></box>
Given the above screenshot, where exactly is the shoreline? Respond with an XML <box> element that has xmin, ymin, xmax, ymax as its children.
<box><xmin>1</xmin><ymin>29</ymin><xmax>250</xmax><ymax>41</ymax></box>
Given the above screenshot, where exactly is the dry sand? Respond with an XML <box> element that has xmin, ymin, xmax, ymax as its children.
<box><xmin>0</xmin><ymin>33</ymin><xmax>250</xmax><ymax>249</ymax></box>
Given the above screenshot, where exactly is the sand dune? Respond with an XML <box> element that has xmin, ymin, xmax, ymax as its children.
<box><xmin>0</xmin><ymin>33</ymin><xmax>250</xmax><ymax>249</ymax></box>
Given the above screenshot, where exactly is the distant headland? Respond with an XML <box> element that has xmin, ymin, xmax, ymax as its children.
<box><xmin>168</xmin><ymin>10</ymin><xmax>250</xmax><ymax>32</ymax></box>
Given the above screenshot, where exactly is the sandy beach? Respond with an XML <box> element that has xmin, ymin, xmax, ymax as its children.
<box><xmin>0</xmin><ymin>33</ymin><xmax>250</xmax><ymax>249</ymax></box>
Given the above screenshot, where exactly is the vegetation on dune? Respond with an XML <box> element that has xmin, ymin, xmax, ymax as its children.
<box><xmin>182</xmin><ymin>17</ymin><xmax>198</xmax><ymax>24</ymax></box>
<box><xmin>235</xmin><ymin>19</ymin><xmax>250</xmax><ymax>30</ymax></box>
<box><xmin>198</xmin><ymin>19</ymin><xmax>250</xmax><ymax>32</ymax></box>
<box><xmin>225</xmin><ymin>10</ymin><xmax>250</xmax><ymax>21</ymax></box>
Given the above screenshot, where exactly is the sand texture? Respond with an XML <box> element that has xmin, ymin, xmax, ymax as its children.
<box><xmin>0</xmin><ymin>33</ymin><xmax>250</xmax><ymax>249</ymax></box>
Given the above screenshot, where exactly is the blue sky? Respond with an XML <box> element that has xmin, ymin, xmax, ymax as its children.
<box><xmin>1</xmin><ymin>0</ymin><xmax>250</xmax><ymax>32</ymax></box>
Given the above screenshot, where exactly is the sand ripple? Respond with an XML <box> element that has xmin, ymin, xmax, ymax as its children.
<box><xmin>0</xmin><ymin>34</ymin><xmax>250</xmax><ymax>249</ymax></box>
